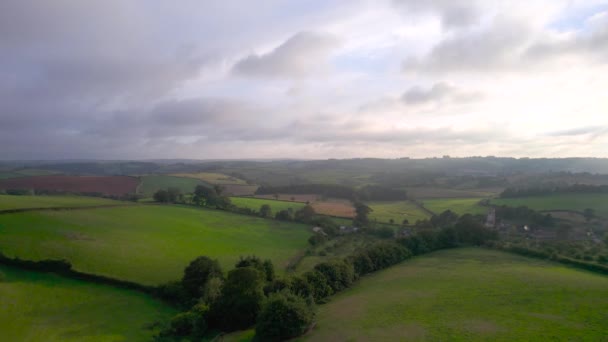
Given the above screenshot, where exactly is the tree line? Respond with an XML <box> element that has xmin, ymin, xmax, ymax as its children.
<box><xmin>154</xmin><ymin>211</ymin><xmax>498</xmax><ymax>341</ymax></box>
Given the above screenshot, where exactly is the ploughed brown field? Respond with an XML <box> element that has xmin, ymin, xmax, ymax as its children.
<box><xmin>312</xmin><ymin>200</ymin><xmax>356</xmax><ymax>218</ymax></box>
<box><xmin>0</xmin><ymin>175</ymin><xmax>139</xmax><ymax>196</ymax></box>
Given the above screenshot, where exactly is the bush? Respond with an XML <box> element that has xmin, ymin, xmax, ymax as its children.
<box><xmin>313</xmin><ymin>260</ymin><xmax>355</xmax><ymax>293</ymax></box>
<box><xmin>160</xmin><ymin>304</ymin><xmax>208</xmax><ymax>339</ymax></box>
<box><xmin>0</xmin><ymin>270</ymin><xmax>5</xmax><ymax>282</ymax></box>
<box><xmin>255</xmin><ymin>291</ymin><xmax>315</xmax><ymax>341</ymax></box>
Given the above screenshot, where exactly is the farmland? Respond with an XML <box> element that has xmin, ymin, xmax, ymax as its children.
<box><xmin>171</xmin><ymin>172</ymin><xmax>248</xmax><ymax>185</ymax></box>
<box><xmin>0</xmin><ymin>265</ymin><xmax>176</xmax><ymax>341</ymax></box>
<box><xmin>492</xmin><ymin>193</ymin><xmax>608</xmax><ymax>218</ymax></box>
<box><xmin>0</xmin><ymin>175</ymin><xmax>139</xmax><ymax>196</ymax></box>
<box><xmin>423</xmin><ymin>197</ymin><xmax>487</xmax><ymax>216</ymax></box>
<box><xmin>137</xmin><ymin>175</ymin><xmax>206</xmax><ymax>197</ymax></box>
<box><xmin>0</xmin><ymin>195</ymin><xmax>129</xmax><ymax>211</ymax></box>
<box><xmin>230</xmin><ymin>196</ymin><xmax>305</xmax><ymax>213</ymax></box>
<box><xmin>368</xmin><ymin>201</ymin><xmax>430</xmax><ymax>224</ymax></box>
<box><xmin>221</xmin><ymin>184</ymin><xmax>259</xmax><ymax>196</ymax></box>
<box><xmin>0</xmin><ymin>205</ymin><xmax>311</xmax><ymax>285</ymax></box>
<box><xmin>405</xmin><ymin>186</ymin><xmax>501</xmax><ymax>199</ymax></box>
<box><xmin>306</xmin><ymin>248</ymin><xmax>608</xmax><ymax>341</ymax></box>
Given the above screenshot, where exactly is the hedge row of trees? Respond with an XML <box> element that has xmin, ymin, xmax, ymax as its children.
<box><xmin>156</xmin><ymin>212</ymin><xmax>499</xmax><ymax>341</ymax></box>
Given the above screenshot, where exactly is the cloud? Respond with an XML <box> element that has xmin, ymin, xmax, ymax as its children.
<box><xmin>546</xmin><ymin>126</ymin><xmax>608</xmax><ymax>140</ymax></box>
<box><xmin>403</xmin><ymin>16</ymin><xmax>531</xmax><ymax>73</ymax></box>
<box><xmin>392</xmin><ymin>0</ymin><xmax>481</xmax><ymax>29</ymax></box>
<box><xmin>232</xmin><ymin>31</ymin><xmax>340</xmax><ymax>78</ymax></box>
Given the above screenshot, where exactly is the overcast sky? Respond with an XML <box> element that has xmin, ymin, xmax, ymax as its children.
<box><xmin>1</xmin><ymin>0</ymin><xmax>608</xmax><ymax>160</ymax></box>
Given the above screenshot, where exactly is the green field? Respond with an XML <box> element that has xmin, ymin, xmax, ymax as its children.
<box><xmin>492</xmin><ymin>193</ymin><xmax>608</xmax><ymax>218</ymax></box>
<box><xmin>171</xmin><ymin>172</ymin><xmax>248</xmax><ymax>185</ymax></box>
<box><xmin>0</xmin><ymin>205</ymin><xmax>311</xmax><ymax>285</ymax></box>
<box><xmin>305</xmin><ymin>248</ymin><xmax>608</xmax><ymax>341</ymax></box>
<box><xmin>230</xmin><ymin>197</ymin><xmax>305</xmax><ymax>213</ymax></box>
<box><xmin>368</xmin><ymin>201</ymin><xmax>430</xmax><ymax>224</ymax></box>
<box><xmin>0</xmin><ymin>169</ymin><xmax>60</xmax><ymax>179</ymax></box>
<box><xmin>0</xmin><ymin>195</ymin><xmax>129</xmax><ymax>211</ymax></box>
<box><xmin>137</xmin><ymin>175</ymin><xmax>207</xmax><ymax>197</ymax></box>
<box><xmin>423</xmin><ymin>197</ymin><xmax>487</xmax><ymax>216</ymax></box>
<box><xmin>0</xmin><ymin>265</ymin><xmax>176</xmax><ymax>341</ymax></box>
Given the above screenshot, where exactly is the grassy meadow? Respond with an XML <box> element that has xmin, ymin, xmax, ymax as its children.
<box><xmin>137</xmin><ymin>175</ymin><xmax>206</xmax><ymax>197</ymax></box>
<box><xmin>0</xmin><ymin>205</ymin><xmax>311</xmax><ymax>285</ymax></box>
<box><xmin>423</xmin><ymin>197</ymin><xmax>487</xmax><ymax>216</ymax></box>
<box><xmin>229</xmin><ymin>196</ymin><xmax>306</xmax><ymax>213</ymax></box>
<box><xmin>171</xmin><ymin>172</ymin><xmax>248</xmax><ymax>185</ymax></box>
<box><xmin>368</xmin><ymin>201</ymin><xmax>430</xmax><ymax>224</ymax></box>
<box><xmin>0</xmin><ymin>195</ymin><xmax>129</xmax><ymax>211</ymax></box>
<box><xmin>305</xmin><ymin>248</ymin><xmax>608</xmax><ymax>341</ymax></box>
<box><xmin>491</xmin><ymin>193</ymin><xmax>608</xmax><ymax>217</ymax></box>
<box><xmin>0</xmin><ymin>265</ymin><xmax>176</xmax><ymax>341</ymax></box>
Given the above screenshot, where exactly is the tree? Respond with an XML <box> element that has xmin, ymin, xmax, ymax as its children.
<box><xmin>275</xmin><ymin>209</ymin><xmax>293</xmax><ymax>221</ymax></box>
<box><xmin>235</xmin><ymin>256</ymin><xmax>275</xmax><ymax>282</ymax></box>
<box><xmin>402</xmin><ymin>218</ymin><xmax>410</xmax><ymax>226</ymax></box>
<box><xmin>353</xmin><ymin>202</ymin><xmax>372</xmax><ymax>227</ymax></box>
<box><xmin>193</xmin><ymin>185</ymin><xmax>217</xmax><ymax>206</ymax></box>
<box><xmin>295</xmin><ymin>205</ymin><xmax>316</xmax><ymax>223</ymax></box>
<box><xmin>255</xmin><ymin>291</ymin><xmax>315</xmax><ymax>341</ymax></box>
<box><xmin>209</xmin><ymin>267</ymin><xmax>266</xmax><ymax>331</ymax></box>
<box><xmin>153</xmin><ymin>189</ymin><xmax>170</xmax><ymax>203</ymax></box>
<box><xmin>260</xmin><ymin>204</ymin><xmax>272</xmax><ymax>218</ymax></box>
<box><xmin>182</xmin><ymin>256</ymin><xmax>223</xmax><ymax>300</ymax></box>
<box><xmin>167</xmin><ymin>187</ymin><xmax>182</xmax><ymax>203</ymax></box>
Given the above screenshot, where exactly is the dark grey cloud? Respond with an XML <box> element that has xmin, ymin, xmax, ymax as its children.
<box><xmin>393</xmin><ymin>0</ymin><xmax>481</xmax><ymax>29</ymax></box>
<box><xmin>233</xmin><ymin>31</ymin><xmax>340</xmax><ymax>78</ymax></box>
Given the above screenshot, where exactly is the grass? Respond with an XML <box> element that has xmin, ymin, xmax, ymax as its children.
<box><xmin>171</xmin><ymin>172</ymin><xmax>248</xmax><ymax>185</ymax></box>
<box><xmin>368</xmin><ymin>201</ymin><xmax>430</xmax><ymax>224</ymax></box>
<box><xmin>491</xmin><ymin>193</ymin><xmax>608</xmax><ymax>218</ymax></box>
<box><xmin>0</xmin><ymin>205</ymin><xmax>311</xmax><ymax>285</ymax></box>
<box><xmin>0</xmin><ymin>195</ymin><xmax>128</xmax><ymax>211</ymax></box>
<box><xmin>0</xmin><ymin>265</ymin><xmax>176</xmax><ymax>341</ymax></box>
<box><xmin>405</xmin><ymin>187</ymin><xmax>501</xmax><ymax>199</ymax></box>
<box><xmin>423</xmin><ymin>197</ymin><xmax>487</xmax><ymax>216</ymax></box>
<box><xmin>305</xmin><ymin>248</ymin><xmax>608</xmax><ymax>341</ymax></box>
<box><xmin>230</xmin><ymin>197</ymin><xmax>305</xmax><ymax>213</ymax></box>
<box><xmin>138</xmin><ymin>175</ymin><xmax>206</xmax><ymax>197</ymax></box>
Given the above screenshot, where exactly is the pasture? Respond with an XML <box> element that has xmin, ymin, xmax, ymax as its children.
<box><xmin>0</xmin><ymin>205</ymin><xmax>311</xmax><ymax>285</ymax></box>
<box><xmin>0</xmin><ymin>175</ymin><xmax>139</xmax><ymax>196</ymax></box>
<box><xmin>306</xmin><ymin>248</ymin><xmax>608</xmax><ymax>341</ymax></box>
<box><xmin>0</xmin><ymin>265</ymin><xmax>176</xmax><ymax>341</ymax></box>
<box><xmin>0</xmin><ymin>195</ymin><xmax>129</xmax><ymax>211</ymax></box>
<box><xmin>171</xmin><ymin>172</ymin><xmax>248</xmax><ymax>185</ymax></box>
<box><xmin>311</xmin><ymin>199</ymin><xmax>355</xmax><ymax>218</ymax></box>
<box><xmin>423</xmin><ymin>197</ymin><xmax>487</xmax><ymax>216</ymax></box>
<box><xmin>405</xmin><ymin>187</ymin><xmax>500</xmax><ymax>199</ymax></box>
<box><xmin>491</xmin><ymin>193</ymin><xmax>608</xmax><ymax>218</ymax></box>
<box><xmin>255</xmin><ymin>193</ymin><xmax>320</xmax><ymax>202</ymax></box>
<box><xmin>368</xmin><ymin>201</ymin><xmax>430</xmax><ymax>224</ymax></box>
<box><xmin>230</xmin><ymin>197</ymin><xmax>305</xmax><ymax>213</ymax></box>
<box><xmin>137</xmin><ymin>175</ymin><xmax>206</xmax><ymax>197</ymax></box>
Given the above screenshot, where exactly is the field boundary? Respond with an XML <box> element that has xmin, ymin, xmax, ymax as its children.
<box><xmin>409</xmin><ymin>199</ymin><xmax>435</xmax><ymax>216</ymax></box>
<box><xmin>0</xmin><ymin>203</ymin><xmax>134</xmax><ymax>215</ymax></box>
<box><xmin>0</xmin><ymin>253</ymin><xmax>156</xmax><ymax>295</ymax></box>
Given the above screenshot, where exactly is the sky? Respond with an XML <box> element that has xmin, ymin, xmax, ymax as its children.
<box><xmin>1</xmin><ymin>0</ymin><xmax>608</xmax><ymax>160</ymax></box>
